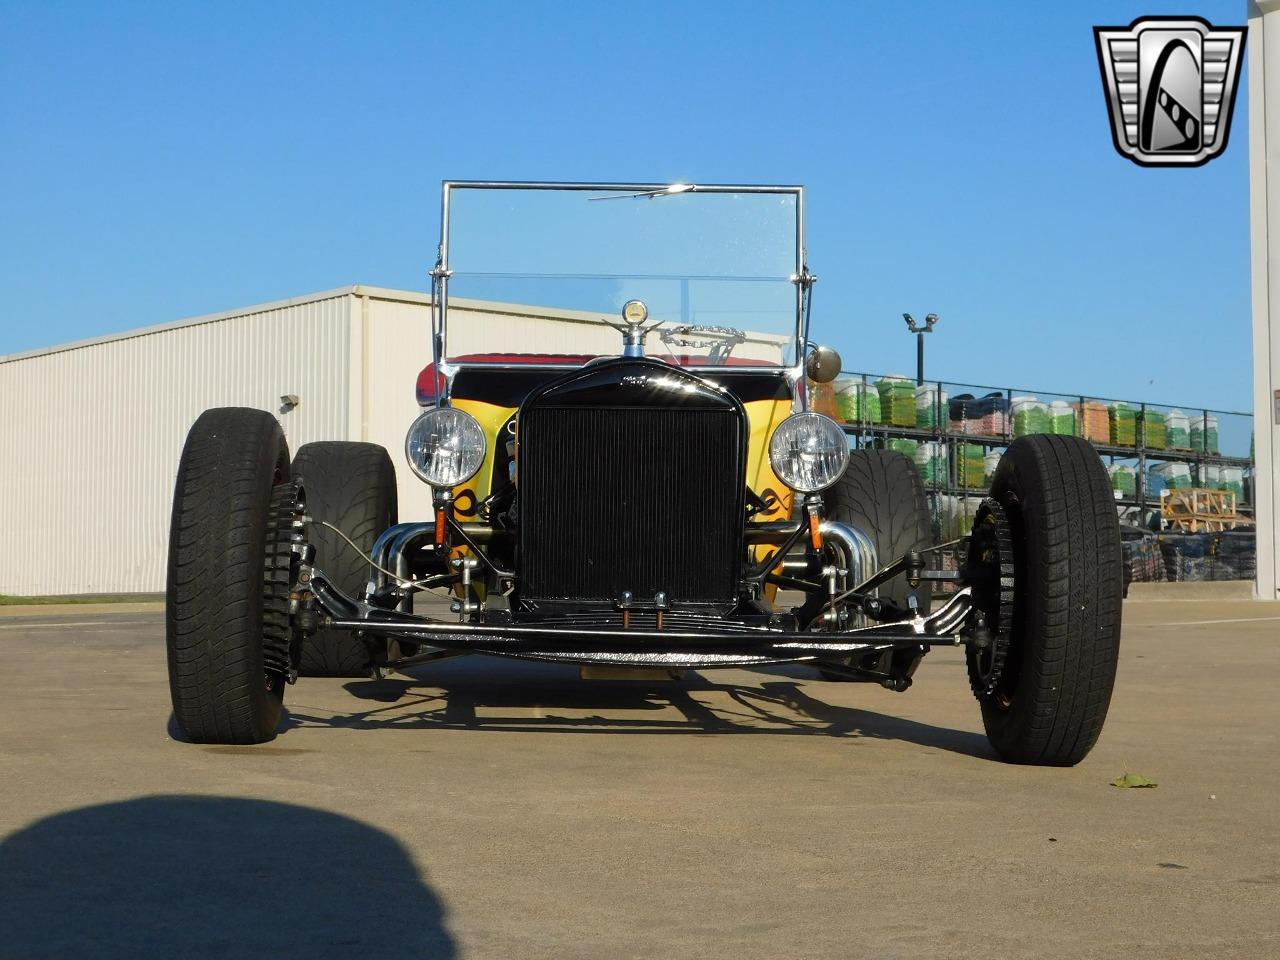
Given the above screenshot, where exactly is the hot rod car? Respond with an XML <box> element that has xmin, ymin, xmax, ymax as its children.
<box><xmin>166</xmin><ymin>182</ymin><xmax>1122</xmax><ymax>764</ymax></box>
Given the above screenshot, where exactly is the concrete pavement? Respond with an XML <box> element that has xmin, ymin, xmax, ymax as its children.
<box><xmin>0</xmin><ymin>598</ymin><xmax>1277</xmax><ymax>959</ymax></box>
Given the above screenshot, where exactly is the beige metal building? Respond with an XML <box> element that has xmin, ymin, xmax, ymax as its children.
<box><xmin>1249</xmin><ymin>1</ymin><xmax>1280</xmax><ymax>602</ymax></box>
<box><xmin>0</xmin><ymin>286</ymin><xmax>440</xmax><ymax>595</ymax></box>
<box><xmin>0</xmin><ymin>284</ymin><xmax>790</xmax><ymax>596</ymax></box>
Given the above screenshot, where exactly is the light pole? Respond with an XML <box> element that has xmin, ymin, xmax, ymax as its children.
<box><xmin>903</xmin><ymin>313</ymin><xmax>938</xmax><ymax>386</ymax></box>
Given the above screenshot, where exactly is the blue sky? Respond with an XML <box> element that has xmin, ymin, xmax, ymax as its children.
<box><xmin>0</xmin><ymin>0</ymin><xmax>1254</xmax><ymax>416</ymax></box>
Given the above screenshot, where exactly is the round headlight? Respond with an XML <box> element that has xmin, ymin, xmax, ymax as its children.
<box><xmin>405</xmin><ymin>408</ymin><xmax>486</xmax><ymax>487</ymax></box>
<box><xmin>768</xmin><ymin>413</ymin><xmax>849</xmax><ymax>493</ymax></box>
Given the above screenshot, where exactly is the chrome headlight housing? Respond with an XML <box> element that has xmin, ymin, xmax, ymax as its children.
<box><xmin>405</xmin><ymin>408</ymin><xmax>486</xmax><ymax>487</ymax></box>
<box><xmin>768</xmin><ymin>413</ymin><xmax>849</xmax><ymax>493</ymax></box>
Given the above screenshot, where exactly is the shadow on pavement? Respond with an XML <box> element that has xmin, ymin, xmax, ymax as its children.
<box><xmin>0</xmin><ymin>795</ymin><xmax>455</xmax><ymax>960</ymax></box>
<box><xmin>279</xmin><ymin>657</ymin><xmax>994</xmax><ymax>759</ymax></box>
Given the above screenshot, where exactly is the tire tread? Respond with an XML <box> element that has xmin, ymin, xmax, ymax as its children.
<box><xmin>166</xmin><ymin>407</ymin><xmax>288</xmax><ymax>744</ymax></box>
<box><xmin>291</xmin><ymin>442</ymin><xmax>397</xmax><ymax>678</ymax></box>
<box><xmin>980</xmin><ymin>434</ymin><xmax>1123</xmax><ymax>765</ymax></box>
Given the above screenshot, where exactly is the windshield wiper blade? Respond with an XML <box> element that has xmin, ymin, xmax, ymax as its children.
<box><xmin>588</xmin><ymin>184</ymin><xmax>697</xmax><ymax>201</ymax></box>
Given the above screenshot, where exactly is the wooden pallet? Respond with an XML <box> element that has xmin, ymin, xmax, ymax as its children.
<box><xmin>1160</xmin><ymin>488</ymin><xmax>1254</xmax><ymax>532</ymax></box>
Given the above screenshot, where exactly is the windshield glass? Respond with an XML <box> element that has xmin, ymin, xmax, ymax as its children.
<box><xmin>442</xmin><ymin>185</ymin><xmax>801</xmax><ymax>368</ymax></box>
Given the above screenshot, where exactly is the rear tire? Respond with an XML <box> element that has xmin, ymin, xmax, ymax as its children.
<box><xmin>813</xmin><ymin>449</ymin><xmax>932</xmax><ymax>681</ymax></box>
<box><xmin>166</xmin><ymin>408</ymin><xmax>292</xmax><ymax>744</ymax></box>
<box><xmin>291</xmin><ymin>442</ymin><xmax>398</xmax><ymax>677</ymax></box>
<box><xmin>976</xmin><ymin>435</ymin><xmax>1123</xmax><ymax>766</ymax></box>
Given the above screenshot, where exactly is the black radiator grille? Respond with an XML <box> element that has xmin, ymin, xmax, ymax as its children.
<box><xmin>519</xmin><ymin>406</ymin><xmax>744</xmax><ymax>604</ymax></box>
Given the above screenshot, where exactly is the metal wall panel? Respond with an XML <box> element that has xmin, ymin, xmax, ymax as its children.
<box><xmin>2</xmin><ymin>284</ymin><xmax>787</xmax><ymax>596</ymax></box>
<box><xmin>1249</xmin><ymin>2</ymin><xmax>1280</xmax><ymax>600</ymax></box>
<box><xmin>446</xmin><ymin>299</ymin><xmax>788</xmax><ymax>363</ymax></box>
<box><xmin>361</xmin><ymin>292</ymin><xmax>437</xmax><ymax>524</ymax></box>
<box><xmin>0</xmin><ymin>295</ymin><xmax>353</xmax><ymax>595</ymax></box>
<box><xmin>447</xmin><ymin>303</ymin><xmax>622</xmax><ymax>357</ymax></box>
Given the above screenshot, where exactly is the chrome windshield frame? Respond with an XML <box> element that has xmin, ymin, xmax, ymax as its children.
<box><xmin>432</xmin><ymin>181</ymin><xmax>808</xmax><ymax>401</ymax></box>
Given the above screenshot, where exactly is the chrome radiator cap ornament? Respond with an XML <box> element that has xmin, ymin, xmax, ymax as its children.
<box><xmin>621</xmin><ymin>299</ymin><xmax>648</xmax><ymax>326</ymax></box>
<box><xmin>619</xmin><ymin>300</ymin><xmax>651</xmax><ymax>357</ymax></box>
<box><xmin>1094</xmin><ymin>16</ymin><xmax>1246</xmax><ymax>168</ymax></box>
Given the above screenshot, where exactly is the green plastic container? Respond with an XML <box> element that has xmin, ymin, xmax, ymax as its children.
<box><xmin>1221</xmin><ymin>467</ymin><xmax>1244</xmax><ymax>500</ymax></box>
<box><xmin>914</xmin><ymin>385</ymin><xmax>948</xmax><ymax>430</ymax></box>
<box><xmin>1165</xmin><ymin>409</ymin><xmax>1190</xmax><ymax>449</ymax></box>
<box><xmin>1011</xmin><ymin>396</ymin><xmax>1049</xmax><ymax>436</ymax></box>
<box><xmin>1109</xmin><ymin>464</ymin><xmax>1135</xmax><ymax>496</ymax></box>
<box><xmin>1048</xmin><ymin>400</ymin><xmax>1076</xmax><ymax>436</ymax></box>
<box><xmin>914</xmin><ymin>442</ymin><xmax>947</xmax><ymax>485</ymax></box>
<box><xmin>983</xmin><ymin>450</ymin><xmax>1002</xmax><ymax>485</ymax></box>
<box><xmin>1190</xmin><ymin>415</ymin><xmax>1219</xmax><ymax>454</ymax></box>
<box><xmin>954</xmin><ymin>443</ymin><xmax>986</xmax><ymax>489</ymax></box>
<box><xmin>834</xmin><ymin>378</ymin><xmax>880</xmax><ymax>424</ymax></box>
<box><xmin>882</xmin><ymin>438</ymin><xmax>918</xmax><ymax>457</ymax></box>
<box><xmin>1140</xmin><ymin>410</ymin><xmax>1166</xmax><ymax>450</ymax></box>
<box><xmin>1109</xmin><ymin>403</ymin><xmax>1137</xmax><ymax>447</ymax></box>
<box><xmin>876</xmin><ymin>376</ymin><xmax>916</xmax><ymax>427</ymax></box>
<box><xmin>1151</xmin><ymin>462</ymin><xmax>1192</xmax><ymax>490</ymax></box>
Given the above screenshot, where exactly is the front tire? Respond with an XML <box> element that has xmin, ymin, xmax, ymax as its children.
<box><xmin>291</xmin><ymin>442</ymin><xmax>398</xmax><ymax>677</ymax></box>
<box><xmin>166</xmin><ymin>408</ymin><xmax>293</xmax><ymax>744</ymax></box>
<box><xmin>813</xmin><ymin>449</ymin><xmax>932</xmax><ymax>681</ymax></box>
<box><xmin>975</xmin><ymin>435</ymin><xmax>1123</xmax><ymax>766</ymax></box>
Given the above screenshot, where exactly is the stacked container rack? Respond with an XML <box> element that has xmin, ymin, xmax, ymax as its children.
<box><xmin>830</xmin><ymin>372</ymin><xmax>1256</xmax><ymax>546</ymax></box>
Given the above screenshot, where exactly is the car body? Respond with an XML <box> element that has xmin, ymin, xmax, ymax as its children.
<box><xmin>167</xmin><ymin>181</ymin><xmax>1123</xmax><ymax>764</ymax></box>
<box><xmin>335</xmin><ymin>182</ymin><xmax>965</xmax><ymax>665</ymax></box>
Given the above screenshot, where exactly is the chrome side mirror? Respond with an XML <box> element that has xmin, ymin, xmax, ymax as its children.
<box><xmin>805</xmin><ymin>344</ymin><xmax>842</xmax><ymax>384</ymax></box>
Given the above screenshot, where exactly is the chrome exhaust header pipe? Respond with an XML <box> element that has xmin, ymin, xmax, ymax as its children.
<box><xmin>818</xmin><ymin>519</ymin><xmax>878</xmax><ymax>593</ymax></box>
<box><xmin>364</xmin><ymin>521</ymin><xmax>435</xmax><ymax>601</ymax></box>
